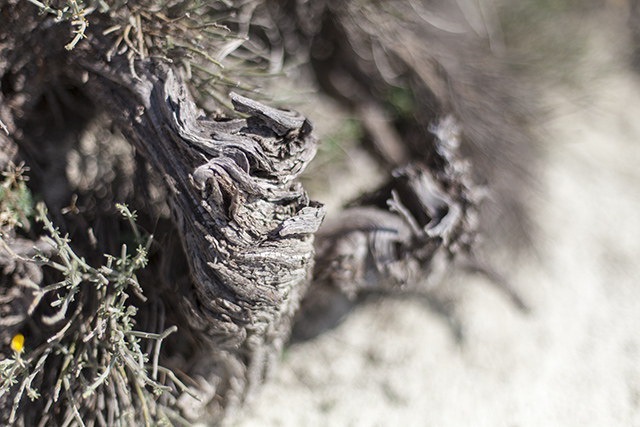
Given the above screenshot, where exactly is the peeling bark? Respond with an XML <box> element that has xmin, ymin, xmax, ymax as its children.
<box><xmin>87</xmin><ymin>58</ymin><xmax>325</xmax><ymax>415</ymax></box>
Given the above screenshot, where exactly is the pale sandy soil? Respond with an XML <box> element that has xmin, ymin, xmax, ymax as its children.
<box><xmin>233</xmin><ymin>10</ymin><xmax>640</xmax><ymax>427</ymax></box>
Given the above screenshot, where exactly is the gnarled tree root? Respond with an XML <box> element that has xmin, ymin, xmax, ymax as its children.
<box><xmin>88</xmin><ymin>58</ymin><xmax>325</xmax><ymax>419</ymax></box>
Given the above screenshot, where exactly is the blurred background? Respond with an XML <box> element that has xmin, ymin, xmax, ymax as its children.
<box><xmin>235</xmin><ymin>1</ymin><xmax>640</xmax><ymax>425</ymax></box>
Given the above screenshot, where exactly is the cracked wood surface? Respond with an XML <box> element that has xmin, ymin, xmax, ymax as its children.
<box><xmin>89</xmin><ymin>58</ymin><xmax>325</xmax><ymax>416</ymax></box>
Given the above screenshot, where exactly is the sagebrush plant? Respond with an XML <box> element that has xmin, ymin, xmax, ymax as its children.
<box><xmin>0</xmin><ymin>161</ymin><xmax>34</xmax><ymax>232</ymax></box>
<box><xmin>24</xmin><ymin>0</ymin><xmax>277</xmax><ymax>110</ymax></box>
<box><xmin>0</xmin><ymin>199</ymin><xmax>197</xmax><ymax>426</ymax></box>
<box><xmin>25</xmin><ymin>0</ymin><xmax>89</xmax><ymax>51</ymax></box>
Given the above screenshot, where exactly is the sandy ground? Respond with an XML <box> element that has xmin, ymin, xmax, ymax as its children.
<box><xmin>233</xmin><ymin>12</ymin><xmax>640</xmax><ymax>427</ymax></box>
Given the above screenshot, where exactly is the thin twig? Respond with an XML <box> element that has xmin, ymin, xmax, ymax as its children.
<box><xmin>63</xmin><ymin>377</ymin><xmax>86</xmax><ymax>427</ymax></box>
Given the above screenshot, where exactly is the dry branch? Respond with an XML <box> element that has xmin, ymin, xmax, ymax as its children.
<box><xmin>313</xmin><ymin>116</ymin><xmax>479</xmax><ymax>297</ymax></box>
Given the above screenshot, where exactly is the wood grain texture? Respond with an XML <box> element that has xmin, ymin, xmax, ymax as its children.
<box><xmin>88</xmin><ymin>58</ymin><xmax>325</xmax><ymax>417</ymax></box>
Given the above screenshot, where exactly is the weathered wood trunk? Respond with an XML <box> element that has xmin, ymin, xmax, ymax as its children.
<box><xmin>85</xmin><ymin>56</ymin><xmax>326</xmax><ymax>416</ymax></box>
